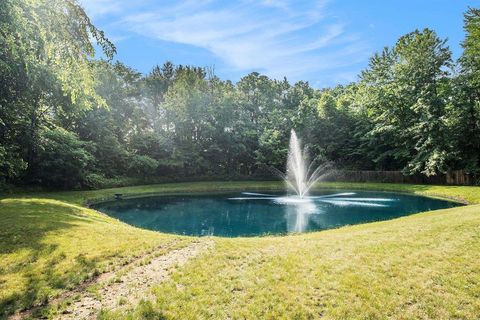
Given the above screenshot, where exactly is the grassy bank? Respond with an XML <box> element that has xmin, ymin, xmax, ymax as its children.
<box><xmin>123</xmin><ymin>202</ymin><xmax>480</xmax><ymax>319</ymax></box>
<box><xmin>1</xmin><ymin>181</ymin><xmax>479</xmax><ymax>318</ymax></box>
<box><xmin>4</xmin><ymin>181</ymin><xmax>480</xmax><ymax>205</ymax></box>
<box><xmin>0</xmin><ymin>199</ymin><xmax>189</xmax><ymax>316</ymax></box>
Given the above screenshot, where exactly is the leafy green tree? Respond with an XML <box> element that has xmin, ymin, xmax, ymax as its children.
<box><xmin>73</xmin><ymin>61</ymin><xmax>144</xmax><ymax>177</ymax></box>
<box><xmin>454</xmin><ymin>7</ymin><xmax>480</xmax><ymax>173</ymax></box>
<box><xmin>235</xmin><ymin>73</ymin><xmax>286</xmax><ymax>173</ymax></box>
<box><xmin>312</xmin><ymin>89</ymin><xmax>367</xmax><ymax>169</ymax></box>
<box><xmin>359</xmin><ymin>29</ymin><xmax>452</xmax><ymax>175</ymax></box>
<box><xmin>0</xmin><ymin>0</ymin><xmax>115</xmax><ymax>185</ymax></box>
<box><xmin>396</xmin><ymin>29</ymin><xmax>452</xmax><ymax>175</ymax></box>
<box><xmin>35</xmin><ymin>127</ymin><xmax>94</xmax><ymax>188</ymax></box>
<box><xmin>129</xmin><ymin>131</ymin><xmax>181</xmax><ymax>175</ymax></box>
<box><xmin>256</xmin><ymin>128</ymin><xmax>288</xmax><ymax>169</ymax></box>
<box><xmin>0</xmin><ymin>146</ymin><xmax>27</xmax><ymax>185</ymax></box>
<box><xmin>2</xmin><ymin>2</ymin><xmax>480</xmax><ymax>189</ymax></box>
<box><xmin>144</xmin><ymin>62</ymin><xmax>175</xmax><ymax>132</ymax></box>
<box><xmin>160</xmin><ymin>67</ymin><xmax>211</xmax><ymax>175</ymax></box>
<box><xmin>127</xmin><ymin>155</ymin><xmax>159</xmax><ymax>179</ymax></box>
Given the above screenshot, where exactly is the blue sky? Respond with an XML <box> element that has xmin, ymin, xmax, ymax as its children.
<box><xmin>81</xmin><ymin>0</ymin><xmax>480</xmax><ymax>88</ymax></box>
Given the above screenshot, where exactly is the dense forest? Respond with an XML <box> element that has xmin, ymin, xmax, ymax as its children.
<box><xmin>1</xmin><ymin>0</ymin><xmax>480</xmax><ymax>189</ymax></box>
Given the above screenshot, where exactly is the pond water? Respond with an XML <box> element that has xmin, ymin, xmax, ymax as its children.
<box><xmin>93</xmin><ymin>190</ymin><xmax>459</xmax><ymax>237</ymax></box>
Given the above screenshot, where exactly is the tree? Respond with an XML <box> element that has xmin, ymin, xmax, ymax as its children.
<box><xmin>396</xmin><ymin>29</ymin><xmax>452</xmax><ymax>175</ymax></box>
<box><xmin>127</xmin><ymin>155</ymin><xmax>159</xmax><ymax>179</ymax></box>
<box><xmin>2</xmin><ymin>2</ymin><xmax>480</xmax><ymax>189</ymax></box>
<box><xmin>144</xmin><ymin>62</ymin><xmax>175</xmax><ymax>132</ymax></box>
<box><xmin>359</xmin><ymin>29</ymin><xmax>452</xmax><ymax>175</ymax></box>
<box><xmin>0</xmin><ymin>146</ymin><xmax>27</xmax><ymax>186</ymax></box>
<box><xmin>0</xmin><ymin>0</ymin><xmax>115</xmax><ymax>185</ymax></box>
<box><xmin>35</xmin><ymin>127</ymin><xmax>94</xmax><ymax>189</ymax></box>
<box><xmin>70</xmin><ymin>61</ymin><xmax>143</xmax><ymax>178</ymax></box>
<box><xmin>454</xmin><ymin>7</ymin><xmax>480</xmax><ymax>173</ymax></box>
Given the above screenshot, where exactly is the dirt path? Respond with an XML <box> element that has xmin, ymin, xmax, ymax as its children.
<box><xmin>58</xmin><ymin>238</ymin><xmax>214</xmax><ymax>319</ymax></box>
<box><xmin>10</xmin><ymin>238</ymin><xmax>214</xmax><ymax>320</ymax></box>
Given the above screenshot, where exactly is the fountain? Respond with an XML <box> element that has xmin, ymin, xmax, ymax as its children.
<box><xmin>226</xmin><ymin>130</ymin><xmax>335</xmax><ymax>232</ymax></box>
<box><xmin>93</xmin><ymin>131</ymin><xmax>455</xmax><ymax>237</ymax></box>
<box><xmin>286</xmin><ymin>130</ymin><xmax>330</xmax><ymax>197</ymax></box>
<box><xmin>270</xmin><ymin>129</ymin><xmax>331</xmax><ymax>198</ymax></box>
<box><xmin>269</xmin><ymin>129</ymin><xmax>329</xmax><ymax>231</ymax></box>
<box><xmin>226</xmin><ymin>130</ymin><xmax>398</xmax><ymax>233</ymax></box>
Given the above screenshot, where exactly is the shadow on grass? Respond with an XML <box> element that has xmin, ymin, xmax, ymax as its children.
<box><xmin>0</xmin><ymin>199</ymin><xmax>100</xmax><ymax>317</ymax></box>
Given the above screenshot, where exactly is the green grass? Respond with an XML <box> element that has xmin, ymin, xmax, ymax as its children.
<box><xmin>1</xmin><ymin>181</ymin><xmax>480</xmax><ymax>319</ymax></box>
<box><xmin>6</xmin><ymin>180</ymin><xmax>480</xmax><ymax>205</ymax></box>
<box><xmin>139</xmin><ymin>204</ymin><xmax>480</xmax><ymax>319</ymax></box>
<box><xmin>0</xmin><ymin>198</ymin><xmax>189</xmax><ymax>316</ymax></box>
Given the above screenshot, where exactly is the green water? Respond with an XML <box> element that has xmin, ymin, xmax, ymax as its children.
<box><xmin>93</xmin><ymin>190</ymin><xmax>459</xmax><ymax>237</ymax></box>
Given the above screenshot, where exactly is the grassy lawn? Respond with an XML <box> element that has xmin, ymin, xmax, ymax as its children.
<box><xmin>8</xmin><ymin>180</ymin><xmax>480</xmax><ymax>205</ymax></box>
<box><xmin>1</xmin><ymin>181</ymin><xmax>480</xmax><ymax>319</ymax></box>
<box><xmin>0</xmin><ymin>198</ymin><xmax>189</xmax><ymax>317</ymax></box>
<box><xmin>128</xmin><ymin>204</ymin><xmax>480</xmax><ymax>319</ymax></box>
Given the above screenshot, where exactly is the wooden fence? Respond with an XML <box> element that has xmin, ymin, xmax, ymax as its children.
<box><xmin>323</xmin><ymin>170</ymin><xmax>475</xmax><ymax>186</ymax></box>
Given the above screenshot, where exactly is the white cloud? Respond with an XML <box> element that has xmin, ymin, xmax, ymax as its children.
<box><xmin>79</xmin><ymin>0</ymin><xmax>123</xmax><ymax>18</ymax></box>
<box><xmin>80</xmin><ymin>0</ymin><xmax>370</xmax><ymax>84</ymax></box>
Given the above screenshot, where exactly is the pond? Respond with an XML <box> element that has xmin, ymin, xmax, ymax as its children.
<box><xmin>93</xmin><ymin>190</ymin><xmax>459</xmax><ymax>237</ymax></box>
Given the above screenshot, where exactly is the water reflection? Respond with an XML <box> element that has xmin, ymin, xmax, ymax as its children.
<box><xmin>284</xmin><ymin>198</ymin><xmax>318</xmax><ymax>233</ymax></box>
<box><xmin>93</xmin><ymin>191</ymin><xmax>459</xmax><ymax>237</ymax></box>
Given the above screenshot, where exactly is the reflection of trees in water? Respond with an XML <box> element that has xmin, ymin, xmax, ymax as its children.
<box><xmin>95</xmin><ymin>192</ymin><xmax>458</xmax><ymax>236</ymax></box>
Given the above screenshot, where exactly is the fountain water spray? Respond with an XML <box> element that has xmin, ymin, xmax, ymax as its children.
<box><xmin>282</xmin><ymin>130</ymin><xmax>331</xmax><ymax>198</ymax></box>
<box><xmin>229</xmin><ymin>130</ymin><xmax>394</xmax><ymax>233</ymax></box>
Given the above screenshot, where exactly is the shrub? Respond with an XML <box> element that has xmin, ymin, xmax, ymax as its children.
<box><xmin>35</xmin><ymin>127</ymin><xmax>94</xmax><ymax>189</ymax></box>
<box><xmin>127</xmin><ymin>154</ymin><xmax>159</xmax><ymax>178</ymax></box>
<box><xmin>83</xmin><ymin>173</ymin><xmax>108</xmax><ymax>189</ymax></box>
<box><xmin>0</xmin><ymin>145</ymin><xmax>27</xmax><ymax>185</ymax></box>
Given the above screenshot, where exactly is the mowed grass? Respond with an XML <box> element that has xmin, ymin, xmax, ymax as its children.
<box><xmin>9</xmin><ymin>180</ymin><xmax>480</xmax><ymax>205</ymax></box>
<box><xmin>122</xmin><ymin>204</ymin><xmax>479</xmax><ymax>319</ymax></box>
<box><xmin>1</xmin><ymin>181</ymin><xmax>480</xmax><ymax>319</ymax></box>
<box><xmin>0</xmin><ymin>198</ymin><xmax>189</xmax><ymax>317</ymax></box>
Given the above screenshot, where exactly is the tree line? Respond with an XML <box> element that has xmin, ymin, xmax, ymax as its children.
<box><xmin>1</xmin><ymin>0</ymin><xmax>479</xmax><ymax>189</ymax></box>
